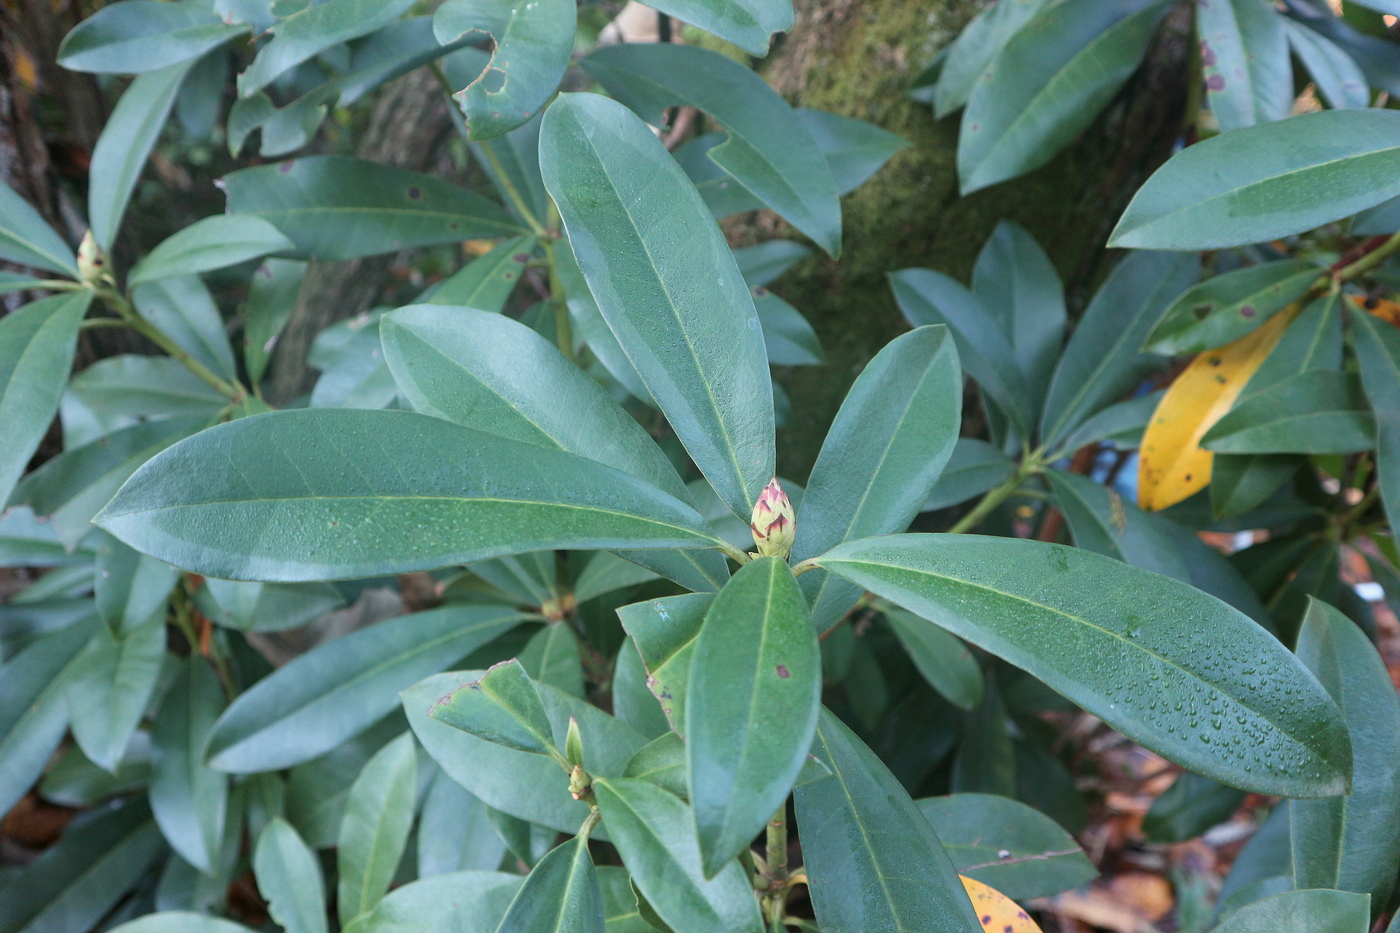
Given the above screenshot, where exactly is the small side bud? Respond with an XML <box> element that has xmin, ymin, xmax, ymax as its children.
<box><xmin>77</xmin><ymin>231</ymin><xmax>111</xmax><ymax>288</ymax></box>
<box><xmin>750</xmin><ymin>478</ymin><xmax>795</xmax><ymax>560</ymax></box>
<box><xmin>565</xmin><ymin>715</ymin><xmax>584</xmax><ymax>768</ymax></box>
<box><xmin>568</xmin><ymin>763</ymin><xmax>593</xmax><ymax>802</ymax></box>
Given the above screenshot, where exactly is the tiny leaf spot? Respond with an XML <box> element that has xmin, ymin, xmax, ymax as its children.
<box><xmin>776</xmin><ymin>664</ymin><xmax>790</xmax><ymax>679</ymax></box>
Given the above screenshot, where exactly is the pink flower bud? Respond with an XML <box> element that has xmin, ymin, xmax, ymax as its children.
<box><xmin>750</xmin><ymin>478</ymin><xmax>795</xmax><ymax>560</ymax></box>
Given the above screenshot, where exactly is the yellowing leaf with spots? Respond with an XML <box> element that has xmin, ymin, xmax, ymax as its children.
<box><xmin>961</xmin><ymin>875</ymin><xmax>1043</xmax><ymax>933</ymax></box>
<box><xmin>1138</xmin><ymin>305</ymin><xmax>1299</xmax><ymax>511</ymax></box>
<box><xmin>1349</xmin><ymin>293</ymin><xmax>1400</xmax><ymax>328</ymax></box>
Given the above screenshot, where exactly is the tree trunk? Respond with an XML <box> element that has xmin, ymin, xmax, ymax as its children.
<box><xmin>743</xmin><ymin>0</ymin><xmax>1192</xmax><ymax>478</ymax></box>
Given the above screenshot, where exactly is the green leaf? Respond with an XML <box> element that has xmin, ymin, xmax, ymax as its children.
<box><xmin>972</xmin><ymin>221</ymin><xmax>1065</xmax><ymax>411</ymax></box>
<box><xmin>0</xmin><ymin>272</ymin><xmax>60</xmax><ymax>293</ymax></box>
<box><xmin>795</xmin><ymin>326</ymin><xmax>962</xmax><ymax>630</ymax></box>
<box><xmin>243</xmin><ymin>258</ymin><xmax>306</xmax><ymax>385</ymax></box>
<box><xmin>613</xmin><ymin>638</ymin><xmax>670</xmax><ymax>741</ymax></box>
<box><xmin>150</xmin><ymin>658</ymin><xmax>228</xmax><ymax>873</ymax></box>
<box><xmin>96</xmin><ymin>409</ymin><xmax>721</xmax><ymax>581</ymax></box>
<box><xmin>0</xmin><ymin>616</ymin><xmax>96</xmax><ymax>817</ymax></box>
<box><xmin>686</xmin><ymin>557</ymin><xmax>820</xmax><ymax>876</ymax></box>
<box><xmin>1197</xmin><ymin>0</ymin><xmax>1292</xmax><ymax>132</ymax></box>
<box><xmin>1041</xmin><ymin>251</ymin><xmax>1196</xmax><ymax>447</ymax></box>
<box><xmin>65</xmin><ymin>615</ymin><xmax>164</xmax><ymax>772</ymax></box>
<box><xmin>624</xmin><ymin>732</ymin><xmax>688</xmax><ymax>799</ymax></box>
<box><xmin>813</xmin><ymin>534</ymin><xmax>1354</xmax><ymax>797</ymax></box>
<box><xmin>1054</xmin><ymin>390</ymin><xmax>1161</xmax><ymax>453</ymax></box>
<box><xmin>884</xmin><ymin>608</ymin><xmax>983</xmax><ymax>711</ymax></box>
<box><xmin>194</xmin><ymin>578</ymin><xmax>344</xmax><ymax>633</ymax></box>
<box><xmin>1291</xmin><ymin>599</ymin><xmax>1400</xmax><ymax>907</ymax></box>
<box><xmin>1145</xmin><ymin>259</ymin><xmax>1319</xmax><ymax>356</ymax></box>
<box><xmin>734</xmin><ymin>241</ymin><xmax>810</xmax><ymax>287</ymax></box>
<box><xmin>1142</xmin><ymin>771</ymin><xmax>1247</xmax><ymax>842</ymax></box>
<box><xmin>132</xmin><ymin>275</ymin><xmax>238</xmax><ymax>381</ymax></box>
<box><xmin>958</xmin><ymin>0</ymin><xmax>1171</xmax><ymax>194</ymax></box>
<box><xmin>63</xmin><ymin>356</ymin><xmax>223</xmax><ymax>442</ymax></box>
<box><xmin>108</xmin><ymin>915</ymin><xmax>257</xmax><ymax>933</ymax></box>
<box><xmin>753</xmin><ymin>290</ymin><xmax>824</xmax><ymax>366</ymax></box>
<box><xmin>430</xmin><ymin>658</ymin><xmax>561</xmax><ymax>759</ymax></box>
<box><xmin>1202</xmin><ymin>371</ymin><xmax>1374</xmax><ymax>454</ymax></box>
<box><xmin>342</xmin><ymin>871</ymin><xmax>521</xmax><ymax>933</ymax></box>
<box><xmin>439</xmin><ymin>0</ymin><xmax>576</xmax><ymax>141</ymax></box>
<box><xmin>89</xmin><ymin>59</ymin><xmax>194</xmax><ymax>253</ymax></box>
<box><xmin>404</xmin><ymin>672</ymin><xmax>647</xmax><ymax>835</ymax></box>
<box><xmin>617</xmin><ymin>593</ymin><xmax>713</xmax><ymax>735</ymax></box>
<box><xmin>1344</xmin><ymin>313</ymin><xmax>1400</xmax><ymax>533</ymax></box>
<box><xmin>418</xmin><ymin>771</ymin><xmax>508</xmax><ymax>876</ymax></box>
<box><xmin>223</xmin><ymin>156</ymin><xmax>524</xmax><ymax>260</ymax></box>
<box><xmin>0</xmin><ymin>292</ymin><xmax>90</xmax><ymax>508</ymax></box>
<box><xmin>795</xmin><ymin>708</ymin><xmax>982</xmax><ymax>933</ymax></box>
<box><xmin>540</xmin><ymin>93</ymin><xmax>775</xmax><ymax>517</ymax></box>
<box><xmin>592</xmin><ymin>777</ymin><xmax>764</xmax><ymax>933</ymax></box>
<box><xmin>1212</xmin><ymin>889</ymin><xmax>1370</xmax><ymax>933</ymax></box>
<box><xmin>582</xmin><ymin>44</ymin><xmax>842</xmax><ymax>258</ymax></box>
<box><xmin>206</xmin><ymin>605</ymin><xmax>523</xmax><ymax>772</ymax></box>
<box><xmin>1110</xmin><ymin>110</ymin><xmax>1400</xmax><ymax>250</ymax></box>
<box><xmin>1284</xmin><ymin>19</ymin><xmax>1371</xmax><ymax>110</ymax></box>
<box><xmin>496</xmin><ymin>836</ymin><xmax>605</xmax><ymax>933</ymax></box>
<box><xmin>338</xmin><ymin>732</ymin><xmax>417</xmax><ymax>925</ymax></box>
<box><xmin>237</xmin><ymin>0</ymin><xmax>415</xmax><ymax>97</ymax></box>
<box><xmin>916</xmin><ymin>793</ymin><xmax>1097</xmax><ymax>899</ymax></box>
<box><xmin>57</xmin><ymin>1</ymin><xmax>248</xmax><ymax>74</ymax></box>
<box><xmin>93</xmin><ymin>535</ymin><xmax>175</xmax><ymax>636</ymax></box>
<box><xmin>598</xmin><ymin>867</ymin><xmax>652</xmax><ymax>933</ymax></box>
<box><xmin>254</xmin><ymin>818</ymin><xmax>327</xmax><ymax>933</ymax></box>
<box><xmin>520</xmin><ymin>624</ymin><xmax>585</xmax><ymax>698</ymax></box>
<box><xmin>931</xmin><ymin>0</ymin><xmax>1053</xmax><ymax>117</ymax></box>
<box><xmin>0</xmin><ymin>181</ymin><xmax>77</xmax><ymax>275</ymax></box>
<box><xmin>128</xmin><ymin>215</ymin><xmax>293</xmax><ymax>286</ymax></box>
<box><xmin>1046</xmin><ymin>469</ymin><xmax>1192</xmax><ymax>581</ymax></box>
<box><xmin>0</xmin><ymin>797</ymin><xmax>165</xmax><ymax>933</ymax></box>
<box><xmin>644</xmin><ymin>0</ymin><xmax>790</xmax><ymax>56</ymax></box>
<box><xmin>921</xmin><ymin>439</ymin><xmax>1016</xmax><ymax>512</ymax></box>
<box><xmin>426</xmin><ymin>235</ymin><xmax>534</xmax><ymax>309</ymax></box>
<box><xmin>889</xmin><ymin>269</ymin><xmax>1030</xmax><ymax>434</ymax></box>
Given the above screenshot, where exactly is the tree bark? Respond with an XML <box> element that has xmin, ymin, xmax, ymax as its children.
<box><xmin>742</xmin><ymin>0</ymin><xmax>1192</xmax><ymax>478</ymax></box>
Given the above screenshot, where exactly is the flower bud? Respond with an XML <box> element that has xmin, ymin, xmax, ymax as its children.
<box><xmin>77</xmin><ymin>231</ymin><xmax>111</xmax><ymax>288</ymax></box>
<box><xmin>750</xmin><ymin>478</ymin><xmax>795</xmax><ymax>560</ymax></box>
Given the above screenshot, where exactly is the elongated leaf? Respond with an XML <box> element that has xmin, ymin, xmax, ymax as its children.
<box><xmin>1350</xmin><ymin>312</ymin><xmax>1400</xmax><ymax>535</ymax></box>
<box><xmin>1041</xmin><ymin>251</ymin><xmax>1196</xmax><ymax>447</ymax></box>
<box><xmin>195</xmin><ymin>578</ymin><xmax>344</xmax><ymax>633</ymax></box>
<box><xmin>795</xmin><ymin>326</ymin><xmax>961</xmax><ymax>630</ymax></box>
<box><xmin>223</xmin><ymin>156</ymin><xmax>524</xmax><ymax>260</ymax></box>
<box><xmin>63</xmin><ymin>355</ymin><xmax>223</xmax><ymax>445</ymax></box>
<box><xmin>427</xmin><ymin>235</ymin><xmax>533</xmax><ymax>309</ymax></box>
<box><xmin>128</xmin><ymin>214</ymin><xmax>293</xmax><ymax>285</ymax></box>
<box><xmin>686</xmin><ymin>557</ymin><xmax>820</xmax><ymax>876</ymax></box>
<box><xmin>1291</xmin><ymin>599</ymin><xmax>1400</xmax><ymax>906</ymax></box>
<box><xmin>885</xmin><ymin>608</ymin><xmax>983</xmax><ymax>711</ymax></box>
<box><xmin>624</xmin><ymin>732</ymin><xmax>688</xmax><ymax>799</ymax></box>
<box><xmin>1213</xmin><ymin>889</ymin><xmax>1370</xmax><ymax>933</ymax></box>
<box><xmin>813</xmin><ymin>534</ymin><xmax>1353</xmax><ymax>797</ymax></box>
<box><xmin>58</xmin><ymin>1</ymin><xmax>247</xmax><ymax>74</ymax></box>
<box><xmin>0</xmin><ymin>181</ymin><xmax>77</xmax><ymax>275</ymax></box>
<box><xmin>795</xmin><ymin>708</ymin><xmax>982</xmax><ymax>933</ymax></box>
<box><xmin>418</xmin><ymin>772</ymin><xmax>508</xmax><ymax>876</ymax></box>
<box><xmin>1046</xmin><ymin>469</ymin><xmax>1191</xmax><ymax>581</ymax></box>
<box><xmin>237</xmin><ymin>0</ymin><xmax>414</xmax><ymax>97</ymax></box>
<box><xmin>753</xmin><ymin>291</ymin><xmax>824</xmax><ymax>366</ymax></box>
<box><xmin>108</xmin><ymin>915</ymin><xmax>257</xmax><ymax>933</ymax></box>
<box><xmin>132</xmin><ymin>275</ymin><xmax>237</xmax><ymax>381</ymax></box>
<box><xmin>613</xmin><ymin>638</ymin><xmax>670</xmax><ymax>741</ymax></box>
<box><xmin>645</xmin><ymin>0</ymin><xmax>791</xmax><ymax>56</ymax></box>
<box><xmin>65</xmin><ymin>616</ymin><xmax>164</xmax><ymax>772</ymax></box>
<box><xmin>496</xmin><ymin>836</ymin><xmax>605</xmax><ymax>933</ymax></box>
<box><xmin>520</xmin><ymin>623</ymin><xmax>584</xmax><ymax>698</ymax></box>
<box><xmin>340</xmin><ymin>870</ymin><xmax>521</xmax><ymax>933</ymax></box>
<box><xmin>593</xmin><ymin>777</ymin><xmax>764</xmax><ymax>933</ymax></box>
<box><xmin>917</xmin><ymin>794</ymin><xmax>1096</xmax><ymax>899</ymax></box>
<box><xmin>958</xmin><ymin>0</ymin><xmax>1170</xmax><ymax>193</ymax></box>
<box><xmin>94</xmin><ymin>533</ymin><xmax>178</xmax><ymax>635</ymax></box>
<box><xmin>583</xmin><ymin>44</ymin><xmax>841</xmax><ymax>257</ymax></box>
<box><xmin>1202</xmin><ymin>371</ymin><xmax>1374</xmax><ymax>454</ymax></box>
<box><xmin>244</xmin><ymin>258</ymin><xmax>306</xmax><ymax>385</ymax></box>
<box><xmin>430</xmin><ymin>658</ymin><xmax>561</xmax><ymax>758</ymax></box>
<box><xmin>540</xmin><ymin>93</ymin><xmax>774</xmax><ymax>516</ymax></box>
<box><xmin>1146</xmin><ymin>259</ymin><xmax>1319</xmax><ymax>356</ymax></box>
<box><xmin>922</xmin><ymin>438</ymin><xmax>1016</xmax><ymax>512</ymax></box>
<box><xmin>254</xmin><ymin>818</ymin><xmax>327</xmax><ymax>933</ymax></box>
<box><xmin>1198</xmin><ymin>0</ymin><xmax>1292</xmax><ymax>133</ymax></box>
<box><xmin>1138</xmin><ymin>305</ymin><xmax>1297</xmax><ymax>511</ymax></box>
<box><xmin>1143</xmin><ymin>771</ymin><xmax>1246</xmax><ymax>843</ymax></box>
<box><xmin>617</xmin><ymin>594</ymin><xmax>713</xmax><ymax>735</ymax></box>
<box><xmin>151</xmin><ymin>658</ymin><xmax>227</xmax><ymax>873</ymax></box>
<box><xmin>96</xmin><ymin>408</ymin><xmax>720</xmax><ymax>581</ymax></box>
<box><xmin>932</xmin><ymin>0</ymin><xmax>1053</xmax><ymax>117</ymax></box>
<box><xmin>90</xmin><ymin>60</ymin><xmax>194</xmax><ymax>252</ymax></box>
<box><xmin>1111</xmin><ymin>110</ymin><xmax>1400</xmax><ymax>249</ymax></box>
<box><xmin>1284</xmin><ymin>19</ymin><xmax>1370</xmax><ymax>110</ymax></box>
<box><xmin>971</xmin><ymin>221</ymin><xmax>1066</xmax><ymax>409</ymax></box>
<box><xmin>0</xmin><ymin>291</ymin><xmax>90</xmax><ymax>508</ymax></box>
<box><xmin>338</xmin><ymin>732</ymin><xmax>417</xmax><ymax>925</ymax></box>
<box><xmin>206</xmin><ymin>604</ymin><xmax>522</xmax><ymax>772</ymax></box>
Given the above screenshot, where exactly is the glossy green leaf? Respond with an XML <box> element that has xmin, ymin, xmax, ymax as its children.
<box><xmin>1143</xmin><ymin>771</ymin><xmax>1246</xmax><ymax>842</ymax></box>
<box><xmin>645</xmin><ymin>0</ymin><xmax>790</xmax><ymax>56</ymax></box>
<box><xmin>950</xmin><ymin>678</ymin><xmax>1014</xmax><ymax>796</ymax></box>
<box><xmin>734</xmin><ymin>241</ymin><xmax>810</xmax><ymax>287</ymax></box>
<box><xmin>128</xmin><ymin>215</ymin><xmax>293</xmax><ymax>285</ymax></box>
<box><xmin>418</xmin><ymin>771</ymin><xmax>508</xmax><ymax>876</ymax></box>
<box><xmin>1291</xmin><ymin>599</ymin><xmax>1400</xmax><ymax>906</ymax></box>
<box><xmin>254</xmin><ymin>818</ymin><xmax>327</xmax><ymax>933</ymax></box>
<box><xmin>207</xmin><ymin>604</ymin><xmax>523</xmax><ymax>772</ymax></box>
<box><xmin>1284</xmin><ymin>19</ymin><xmax>1370</xmax><ymax>110</ymax></box>
<box><xmin>813</xmin><ymin>534</ymin><xmax>1353</xmax><ymax>797</ymax></box>
<box><xmin>281</xmin><ymin>718</ymin><xmax>405</xmax><ymax>850</ymax></box>
<box><xmin>520</xmin><ymin>623</ymin><xmax>585</xmax><ymax>698</ymax></box>
<box><xmin>0</xmin><ymin>291</ymin><xmax>90</xmax><ymax>508</ymax></box>
<box><xmin>1198</xmin><ymin>0</ymin><xmax>1292</xmax><ymax>132</ymax></box>
<box><xmin>151</xmin><ymin>658</ymin><xmax>227</xmax><ymax>873</ymax></box>
<box><xmin>1046</xmin><ymin>469</ymin><xmax>1192</xmax><ymax>581</ymax></box>
<box><xmin>583</xmin><ymin>44</ymin><xmax>841</xmax><ymax>257</ymax></box>
<box><xmin>237</xmin><ymin>0</ymin><xmax>415</xmax><ymax>97</ymax></box>
<box><xmin>931</xmin><ymin>0</ymin><xmax>1053</xmax><ymax>117</ymax></box>
<box><xmin>430</xmin><ymin>658</ymin><xmax>561</xmax><ymax>759</ymax></box>
<box><xmin>593</xmin><ymin>777</ymin><xmax>763</xmax><ymax>933</ymax></box>
<box><xmin>223</xmin><ymin>156</ymin><xmax>524</xmax><ymax>260</ymax></box>
<box><xmin>1353</xmin><ymin>193</ymin><xmax>1400</xmax><ymax>236</ymax></box>
<box><xmin>958</xmin><ymin>0</ymin><xmax>1170</xmax><ymax>193</ymax></box>
<box><xmin>0</xmin><ymin>616</ymin><xmax>96</xmax><ymax>817</ymax></box>
<box><xmin>971</xmin><ymin>221</ymin><xmax>1066</xmax><ymax>411</ymax></box>
<box><xmin>89</xmin><ymin>59</ymin><xmax>194</xmax><ymax>252</ymax></box>
<box><xmin>1213</xmin><ymin>889</ymin><xmax>1369</xmax><ymax>933</ymax></box>
<box><xmin>885</xmin><ymin>608</ymin><xmax>983</xmax><ymax>711</ymax></box>
<box><xmin>132</xmin><ymin>275</ymin><xmax>237</xmax><ymax>381</ymax></box>
<box><xmin>597</xmin><ymin>867</ymin><xmax>651</xmax><ymax>933</ymax></box>
<box><xmin>65</xmin><ymin>615</ymin><xmax>164</xmax><ymax>772</ymax></box>
<box><xmin>427</xmin><ymin>235</ymin><xmax>533</xmax><ymax>309</ymax></box>
<box><xmin>0</xmin><ymin>180</ymin><xmax>77</xmax><ymax>275</ymax></box>
<box><xmin>1151</xmin><ymin>517</ymin><xmax>1273</xmax><ymax>629</ymax></box>
<box><xmin>194</xmin><ymin>578</ymin><xmax>344</xmax><ymax>633</ymax></box>
<box><xmin>753</xmin><ymin>290</ymin><xmax>824</xmax><ymax>366</ymax></box>
<box><xmin>496</xmin><ymin>836</ymin><xmax>605</xmax><ymax>933</ymax></box>
<box><xmin>243</xmin><ymin>258</ymin><xmax>306</xmax><ymax>385</ymax></box>
<box><xmin>1203</xmin><ymin>371</ymin><xmax>1374</xmax><ymax>454</ymax></box>
<box><xmin>404</xmin><ymin>672</ymin><xmax>646</xmax><ymax>835</ymax></box>
<box><xmin>613</xmin><ymin>638</ymin><xmax>670</xmax><ymax>742</ymax></box>
<box><xmin>686</xmin><ymin>558</ymin><xmax>820</xmax><ymax>876</ymax></box>
<box><xmin>540</xmin><ymin>93</ymin><xmax>775</xmax><ymax>517</ymax></box>
<box><xmin>62</xmin><ymin>355</ymin><xmax>223</xmax><ymax>444</ymax></box>
<box><xmin>1041</xmin><ymin>251</ymin><xmax>1196</xmax><ymax>446</ymax></box>
<box><xmin>795</xmin><ymin>326</ymin><xmax>962</xmax><ymax>630</ymax></box>
<box><xmin>574</xmin><ymin>553</ymin><xmax>659</xmax><ymax>605</ymax></box>
<box><xmin>921</xmin><ymin>439</ymin><xmax>1016</xmax><ymax>512</ymax></box>
<box><xmin>1110</xmin><ymin>110</ymin><xmax>1400</xmax><ymax>249</ymax></box>
<box><xmin>624</xmin><ymin>732</ymin><xmax>688</xmax><ymax>799</ymax></box>
<box><xmin>1055</xmin><ymin>390</ymin><xmax>1161</xmax><ymax>453</ymax></box>
<box><xmin>553</xmin><ymin>231</ymin><xmax>651</xmax><ymax>405</ymax></box>
<box><xmin>1145</xmin><ymin>259</ymin><xmax>1319</xmax><ymax>356</ymax></box>
<box><xmin>1345</xmin><ymin>313</ymin><xmax>1400</xmax><ymax>532</ymax></box>
<box><xmin>342</xmin><ymin>871</ymin><xmax>520</xmax><ymax>933</ymax></box>
<box><xmin>916</xmin><ymin>793</ymin><xmax>1097</xmax><ymax>899</ymax></box>
<box><xmin>58</xmin><ymin>1</ymin><xmax>248</xmax><ymax>73</ymax></box>
<box><xmin>795</xmin><ymin>708</ymin><xmax>982</xmax><ymax>933</ymax></box>
<box><xmin>617</xmin><ymin>593</ymin><xmax>713</xmax><ymax>735</ymax></box>
<box><xmin>338</xmin><ymin>732</ymin><xmax>417</xmax><ymax>925</ymax></box>
<box><xmin>93</xmin><ymin>533</ymin><xmax>178</xmax><ymax>635</ymax></box>
<box><xmin>96</xmin><ymin>409</ymin><xmax>720</xmax><ymax>581</ymax></box>
<box><xmin>1212</xmin><ymin>454</ymin><xmax>1302</xmax><ymax>520</ymax></box>
<box><xmin>40</xmin><ymin>738</ymin><xmax>150</xmax><ymax>808</ymax></box>
<box><xmin>486</xmin><ymin>807</ymin><xmax>556</xmax><ymax>869</ymax></box>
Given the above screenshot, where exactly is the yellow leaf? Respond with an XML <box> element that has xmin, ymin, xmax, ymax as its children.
<box><xmin>960</xmin><ymin>875</ymin><xmax>1043</xmax><ymax>933</ymax></box>
<box><xmin>1349</xmin><ymin>293</ymin><xmax>1400</xmax><ymax>328</ymax></box>
<box><xmin>1137</xmin><ymin>305</ymin><xmax>1300</xmax><ymax>512</ymax></box>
